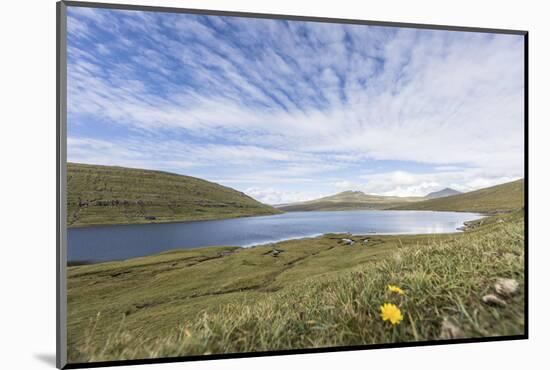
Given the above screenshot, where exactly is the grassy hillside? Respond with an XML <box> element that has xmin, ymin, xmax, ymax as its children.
<box><xmin>67</xmin><ymin>211</ymin><xmax>524</xmax><ymax>363</ymax></box>
<box><xmin>67</xmin><ymin>163</ymin><xmax>280</xmax><ymax>227</ymax></box>
<box><xmin>277</xmin><ymin>190</ymin><xmax>423</xmax><ymax>212</ymax></box>
<box><xmin>393</xmin><ymin>179</ymin><xmax>524</xmax><ymax>213</ymax></box>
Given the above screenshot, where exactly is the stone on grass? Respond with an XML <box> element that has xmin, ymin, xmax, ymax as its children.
<box><xmin>439</xmin><ymin>319</ymin><xmax>465</xmax><ymax>339</ymax></box>
<box><xmin>482</xmin><ymin>294</ymin><xmax>507</xmax><ymax>307</ymax></box>
<box><xmin>494</xmin><ymin>278</ymin><xmax>519</xmax><ymax>297</ymax></box>
<box><xmin>270</xmin><ymin>248</ymin><xmax>284</xmax><ymax>257</ymax></box>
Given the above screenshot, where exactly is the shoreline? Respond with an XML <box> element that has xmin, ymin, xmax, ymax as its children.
<box><xmin>67</xmin><ymin>209</ymin><xmax>283</xmax><ymax>229</ymax></box>
<box><xmin>67</xmin><ymin>208</ymin><xmax>487</xmax><ymax>229</ymax></box>
<box><xmin>67</xmin><ymin>213</ymin><xmax>489</xmax><ymax>266</ymax></box>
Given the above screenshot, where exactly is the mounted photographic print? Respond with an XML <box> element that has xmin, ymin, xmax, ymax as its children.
<box><xmin>56</xmin><ymin>1</ymin><xmax>528</xmax><ymax>368</ymax></box>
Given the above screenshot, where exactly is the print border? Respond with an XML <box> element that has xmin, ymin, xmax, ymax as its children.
<box><xmin>56</xmin><ymin>1</ymin><xmax>529</xmax><ymax>368</ymax></box>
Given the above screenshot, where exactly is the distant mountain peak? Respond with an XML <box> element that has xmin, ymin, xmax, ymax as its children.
<box><xmin>340</xmin><ymin>190</ymin><xmax>365</xmax><ymax>195</ymax></box>
<box><xmin>425</xmin><ymin>188</ymin><xmax>462</xmax><ymax>199</ymax></box>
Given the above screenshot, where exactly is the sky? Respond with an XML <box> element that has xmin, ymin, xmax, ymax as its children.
<box><xmin>66</xmin><ymin>6</ymin><xmax>525</xmax><ymax>205</ymax></box>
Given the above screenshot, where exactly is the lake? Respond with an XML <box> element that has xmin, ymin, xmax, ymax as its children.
<box><xmin>67</xmin><ymin>210</ymin><xmax>483</xmax><ymax>263</ymax></box>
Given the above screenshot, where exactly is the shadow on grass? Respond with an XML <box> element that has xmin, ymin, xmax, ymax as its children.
<box><xmin>34</xmin><ymin>353</ymin><xmax>56</xmax><ymax>367</ymax></box>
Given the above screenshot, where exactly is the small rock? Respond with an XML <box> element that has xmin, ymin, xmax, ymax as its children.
<box><xmin>495</xmin><ymin>278</ymin><xmax>519</xmax><ymax>297</ymax></box>
<box><xmin>270</xmin><ymin>248</ymin><xmax>284</xmax><ymax>257</ymax></box>
<box><xmin>482</xmin><ymin>294</ymin><xmax>507</xmax><ymax>307</ymax></box>
<box><xmin>439</xmin><ymin>319</ymin><xmax>465</xmax><ymax>339</ymax></box>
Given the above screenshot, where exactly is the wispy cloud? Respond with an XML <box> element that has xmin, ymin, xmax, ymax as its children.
<box><xmin>244</xmin><ymin>187</ymin><xmax>328</xmax><ymax>205</ymax></box>
<box><xmin>66</xmin><ymin>7</ymin><xmax>524</xmax><ymax>202</ymax></box>
<box><xmin>350</xmin><ymin>169</ymin><xmax>521</xmax><ymax>197</ymax></box>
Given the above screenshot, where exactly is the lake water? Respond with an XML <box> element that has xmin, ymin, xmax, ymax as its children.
<box><xmin>67</xmin><ymin>210</ymin><xmax>483</xmax><ymax>263</ymax></box>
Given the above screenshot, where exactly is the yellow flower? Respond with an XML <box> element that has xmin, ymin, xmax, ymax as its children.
<box><xmin>380</xmin><ymin>303</ymin><xmax>403</xmax><ymax>325</ymax></box>
<box><xmin>388</xmin><ymin>285</ymin><xmax>405</xmax><ymax>295</ymax></box>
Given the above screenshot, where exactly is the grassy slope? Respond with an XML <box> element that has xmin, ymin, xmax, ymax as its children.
<box><xmin>67</xmin><ymin>163</ymin><xmax>280</xmax><ymax>227</ymax></box>
<box><xmin>278</xmin><ymin>191</ymin><xmax>423</xmax><ymax>212</ymax></box>
<box><xmin>67</xmin><ymin>211</ymin><xmax>524</xmax><ymax>363</ymax></box>
<box><xmin>393</xmin><ymin>179</ymin><xmax>524</xmax><ymax>213</ymax></box>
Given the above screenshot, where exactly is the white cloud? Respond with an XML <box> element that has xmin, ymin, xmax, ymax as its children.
<box><xmin>245</xmin><ymin>187</ymin><xmax>327</xmax><ymax>205</ymax></box>
<box><xmin>67</xmin><ymin>137</ymin><xmax>348</xmax><ymax>191</ymax></box>
<box><xmin>336</xmin><ymin>169</ymin><xmax>522</xmax><ymax>197</ymax></box>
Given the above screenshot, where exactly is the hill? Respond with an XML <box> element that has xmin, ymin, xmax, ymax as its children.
<box><xmin>67</xmin><ymin>163</ymin><xmax>280</xmax><ymax>227</ymax></box>
<box><xmin>276</xmin><ymin>190</ymin><xmax>423</xmax><ymax>212</ymax></box>
<box><xmin>426</xmin><ymin>187</ymin><xmax>462</xmax><ymax>199</ymax></box>
<box><xmin>394</xmin><ymin>179</ymin><xmax>524</xmax><ymax>213</ymax></box>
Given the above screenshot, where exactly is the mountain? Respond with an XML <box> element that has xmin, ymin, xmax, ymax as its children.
<box><xmin>67</xmin><ymin>163</ymin><xmax>280</xmax><ymax>227</ymax></box>
<box><xmin>393</xmin><ymin>179</ymin><xmax>524</xmax><ymax>213</ymax></box>
<box><xmin>276</xmin><ymin>190</ymin><xmax>423</xmax><ymax>212</ymax></box>
<box><xmin>425</xmin><ymin>187</ymin><xmax>462</xmax><ymax>199</ymax></box>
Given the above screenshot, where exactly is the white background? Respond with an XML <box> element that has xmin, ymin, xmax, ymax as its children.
<box><xmin>0</xmin><ymin>0</ymin><xmax>547</xmax><ymax>369</ymax></box>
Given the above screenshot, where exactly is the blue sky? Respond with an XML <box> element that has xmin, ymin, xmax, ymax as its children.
<box><xmin>67</xmin><ymin>6</ymin><xmax>524</xmax><ymax>204</ymax></box>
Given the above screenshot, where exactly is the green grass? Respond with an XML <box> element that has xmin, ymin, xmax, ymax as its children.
<box><xmin>67</xmin><ymin>163</ymin><xmax>280</xmax><ymax>227</ymax></box>
<box><xmin>277</xmin><ymin>190</ymin><xmax>423</xmax><ymax>212</ymax></box>
<box><xmin>67</xmin><ymin>211</ymin><xmax>524</xmax><ymax>363</ymax></box>
<box><xmin>392</xmin><ymin>179</ymin><xmax>524</xmax><ymax>213</ymax></box>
